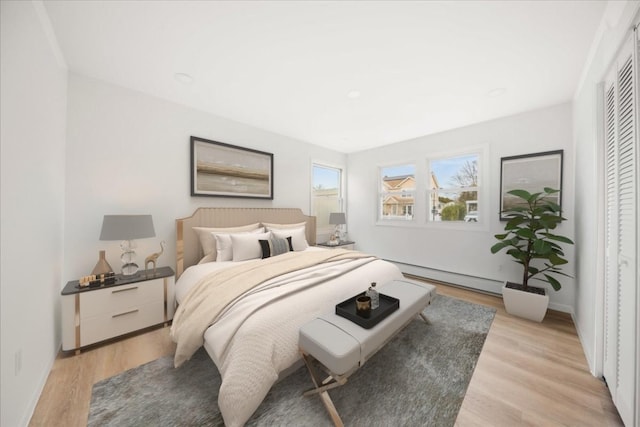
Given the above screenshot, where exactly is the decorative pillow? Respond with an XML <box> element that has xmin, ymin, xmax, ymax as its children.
<box><xmin>231</xmin><ymin>232</ymin><xmax>272</xmax><ymax>262</ymax></box>
<box><xmin>270</xmin><ymin>226</ymin><xmax>309</xmax><ymax>251</ymax></box>
<box><xmin>259</xmin><ymin>236</ymin><xmax>293</xmax><ymax>259</ymax></box>
<box><xmin>215</xmin><ymin>227</ymin><xmax>265</xmax><ymax>262</ymax></box>
<box><xmin>261</xmin><ymin>221</ymin><xmax>306</xmax><ymax>230</ymax></box>
<box><xmin>193</xmin><ymin>223</ymin><xmax>261</xmax><ymax>261</ymax></box>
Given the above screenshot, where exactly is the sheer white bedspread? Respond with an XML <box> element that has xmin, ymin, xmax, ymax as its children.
<box><xmin>174</xmin><ymin>251</ymin><xmax>403</xmax><ymax>426</ymax></box>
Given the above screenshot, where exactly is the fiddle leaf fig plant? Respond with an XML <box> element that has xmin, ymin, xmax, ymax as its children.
<box><xmin>491</xmin><ymin>187</ymin><xmax>574</xmax><ymax>292</ymax></box>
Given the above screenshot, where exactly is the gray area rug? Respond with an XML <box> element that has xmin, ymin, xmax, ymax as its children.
<box><xmin>88</xmin><ymin>295</ymin><xmax>495</xmax><ymax>426</ymax></box>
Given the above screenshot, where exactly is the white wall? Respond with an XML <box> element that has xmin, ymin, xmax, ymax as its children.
<box><xmin>0</xmin><ymin>2</ymin><xmax>68</xmax><ymax>426</ymax></box>
<box><xmin>573</xmin><ymin>0</ymin><xmax>639</xmax><ymax>374</ymax></box>
<box><xmin>348</xmin><ymin>103</ymin><xmax>575</xmax><ymax>312</ymax></box>
<box><xmin>64</xmin><ymin>73</ymin><xmax>345</xmax><ymax>281</ymax></box>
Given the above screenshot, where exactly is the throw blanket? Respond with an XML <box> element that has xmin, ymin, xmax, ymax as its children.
<box><xmin>171</xmin><ymin>249</ymin><xmax>374</xmax><ymax>367</ymax></box>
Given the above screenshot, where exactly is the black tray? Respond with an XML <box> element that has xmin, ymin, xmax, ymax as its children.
<box><xmin>335</xmin><ymin>292</ymin><xmax>400</xmax><ymax>329</ymax></box>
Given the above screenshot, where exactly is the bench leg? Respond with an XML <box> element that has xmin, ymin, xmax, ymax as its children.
<box><xmin>419</xmin><ymin>312</ymin><xmax>430</xmax><ymax>324</ymax></box>
<box><xmin>300</xmin><ymin>351</ymin><xmax>345</xmax><ymax>427</ymax></box>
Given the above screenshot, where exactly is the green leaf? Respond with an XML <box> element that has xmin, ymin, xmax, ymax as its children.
<box><xmin>543</xmin><ymin>233</ymin><xmax>574</xmax><ymax>244</ymax></box>
<box><xmin>504</xmin><ymin>217</ymin><xmax>527</xmax><ymax>229</ymax></box>
<box><xmin>490</xmin><ymin>241</ymin><xmax>511</xmax><ymax>254</ymax></box>
<box><xmin>544</xmin><ymin>274</ymin><xmax>562</xmax><ymax>291</ymax></box>
<box><xmin>543</xmin><ymin>187</ymin><xmax>560</xmax><ymax>194</ymax></box>
<box><xmin>516</xmin><ymin>228</ymin><xmax>535</xmax><ymax>239</ymax></box>
<box><xmin>527</xmin><ymin>192</ymin><xmax>543</xmax><ymax>203</ymax></box>
<box><xmin>533</xmin><ymin>240</ymin><xmax>552</xmax><ymax>254</ymax></box>
<box><xmin>507</xmin><ymin>189</ymin><xmax>532</xmax><ymax>201</ymax></box>
<box><xmin>506</xmin><ymin>248</ymin><xmax>526</xmax><ymax>261</ymax></box>
<box><xmin>548</xmin><ymin>252</ymin><xmax>568</xmax><ymax>265</ymax></box>
<box><xmin>546</xmin><ymin>201</ymin><xmax>561</xmax><ymax>212</ymax></box>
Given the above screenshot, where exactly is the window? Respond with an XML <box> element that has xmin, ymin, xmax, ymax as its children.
<box><xmin>312</xmin><ymin>164</ymin><xmax>343</xmax><ymax>234</ymax></box>
<box><xmin>379</xmin><ymin>164</ymin><xmax>415</xmax><ymax>221</ymax></box>
<box><xmin>428</xmin><ymin>154</ymin><xmax>479</xmax><ymax>223</ymax></box>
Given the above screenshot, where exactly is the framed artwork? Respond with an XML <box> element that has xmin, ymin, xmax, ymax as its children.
<box><xmin>499</xmin><ymin>150</ymin><xmax>563</xmax><ymax>220</ymax></box>
<box><xmin>190</xmin><ymin>136</ymin><xmax>273</xmax><ymax>199</ymax></box>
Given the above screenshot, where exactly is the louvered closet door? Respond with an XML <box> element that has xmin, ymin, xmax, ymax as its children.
<box><xmin>603</xmin><ymin>33</ymin><xmax>638</xmax><ymax>427</ymax></box>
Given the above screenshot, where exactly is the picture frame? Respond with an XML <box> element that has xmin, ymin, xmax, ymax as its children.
<box><xmin>190</xmin><ymin>136</ymin><xmax>274</xmax><ymax>199</ymax></box>
<box><xmin>499</xmin><ymin>150</ymin><xmax>563</xmax><ymax>220</ymax></box>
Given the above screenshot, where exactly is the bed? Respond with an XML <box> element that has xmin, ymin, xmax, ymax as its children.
<box><xmin>171</xmin><ymin>207</ymin><xmax>404</xmax><ymax>426</ymax></box>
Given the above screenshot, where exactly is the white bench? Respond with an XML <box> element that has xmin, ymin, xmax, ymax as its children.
<box><xmin>298</xmin><ymin>279</ymin><xmax>437</xmax><ymax>426</ymax></box>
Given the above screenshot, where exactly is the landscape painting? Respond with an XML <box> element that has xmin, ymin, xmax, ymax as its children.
<box><xmin>499</xmin><ymin>150</ymin><xmax>563</xmax><ymax>220</ymax></box>
<box><xmin>191</xmin><ymin>136</ymin><xmax>273</xmax><ymax>199</ymax></box>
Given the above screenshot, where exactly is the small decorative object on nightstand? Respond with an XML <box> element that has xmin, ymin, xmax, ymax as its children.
<box><xmin>91</xmin><ymin>250</ymin><xmax>114</xmax><ymax>275</ymax></box>
<box><xmin>145</xmin><ymin>241</ymin><xmax>165</xmax><ymax>275</ymax></box>
<box><xmin>99</xmin><ymin>214</ymin><xmax>156</xmax><ymax>276</ymax></box>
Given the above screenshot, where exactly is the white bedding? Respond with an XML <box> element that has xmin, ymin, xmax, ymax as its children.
<box><xmin>173</xmin><ymin>248</ymin><xmax>403</xmax><ymax>426</ymax></box>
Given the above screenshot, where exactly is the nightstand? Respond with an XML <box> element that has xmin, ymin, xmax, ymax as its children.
<box><xmin>317</xmin><ymin>241</ymin><xmax>356</xmax><ymax>250</ymax></box>
<box><xmin>61</xmin><ymin>266</ymin><xmax>175</xmax><ymax>354</ymax></box>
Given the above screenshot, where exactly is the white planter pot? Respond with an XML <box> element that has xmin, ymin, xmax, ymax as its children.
<box><xmin>502</xmin><ymin>282</ymin><xmax>549</xmax><ymax>322</ymax></box>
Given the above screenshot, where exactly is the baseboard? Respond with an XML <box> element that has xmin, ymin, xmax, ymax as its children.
<box><xmin>21</xmin><ymin>343</ymin><xmax>59</xmax><ymax>426</ymax></box>
<box><xmin>572</xmin><ymin>311</ymin><xmax>599</xmax><ymax>376</ymax></box>
<box><xmin>389</xmin><ymin>260</ymin><xmax>504</xmax><ymax>295</ymax></box>
<box><xmin>390</xmin><ymin>260</ymin><xmax>573</xmax><ymax>314</ymax></box>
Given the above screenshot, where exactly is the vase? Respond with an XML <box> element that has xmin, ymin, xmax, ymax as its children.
<box><xmin>91</xmin><ymin>250</ymin><xmax>114</xmax><ymax>275</ymax></box>
<box><xmin>502</xmin><ymin>281</ymin><xmax>549</xmax><ymax>322</ymax></box>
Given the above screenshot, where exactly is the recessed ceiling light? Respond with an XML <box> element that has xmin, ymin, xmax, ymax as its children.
<box><xmin>347</xmin><ymin>90</ymin><xmax>361</xmax><ymax>99</ymax></box>
<box><xmin>487</xmin><ymin>88</ymin><xmax>507</xmax><ymax>98</ymax></box>
<box><xmin>174</xmin><ymin>73</ymin><xmax>194</xmax><ymax>84</ymax></box>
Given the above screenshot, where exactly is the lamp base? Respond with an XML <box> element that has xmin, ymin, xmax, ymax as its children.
<box><xmin>121</xmin><ymin>262</ymin><xmax>139</xmax><ymax>276</ymax></box>
<box><xmin>120</xmin><ymin>240</ymin><xmax>139</xmax><ymax>276</ymax></box>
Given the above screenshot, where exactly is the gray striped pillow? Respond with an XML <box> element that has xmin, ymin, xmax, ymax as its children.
<box><xmin>259</xmin><ymin>236</ymin><xmax>293</xmax><ymax>259</ymax></box>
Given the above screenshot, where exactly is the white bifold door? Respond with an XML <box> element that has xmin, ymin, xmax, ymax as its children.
<box><xmin>603</xmin><ymin>30</ymin><xmax>639</xmax><ymax>427</ymax></box>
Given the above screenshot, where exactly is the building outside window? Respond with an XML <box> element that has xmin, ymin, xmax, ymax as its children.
<box><xmin>428</xmin><ymin>153</ymin><xmax>479</xmax><ymax>222</ymax></box>
<box><xmin>380</xmin><ymin>164</ymin><xmax>415</xmax><ymax>220</ymax></box>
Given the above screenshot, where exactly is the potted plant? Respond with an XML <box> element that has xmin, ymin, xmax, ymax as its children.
<box><xmin>490</xmin><ymin>188</ymin><xmax>574</xmax><ymax>322</ymax></box>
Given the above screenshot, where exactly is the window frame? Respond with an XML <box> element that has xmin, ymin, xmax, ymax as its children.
<box><xmin>310</xmin><ymin>161</ymin><xmax>345</xmax><ymax>236</ymax></box>
<box><xmin>373</xmin><ymin>146</ymin><xmax>488</xmax><ymax>230</ymax></box>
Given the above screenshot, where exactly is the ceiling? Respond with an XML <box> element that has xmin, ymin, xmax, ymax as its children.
<box><xmin>43</xmin><ymin>1</ymin><xmax>607</xmax><ymax>153</ymax></box>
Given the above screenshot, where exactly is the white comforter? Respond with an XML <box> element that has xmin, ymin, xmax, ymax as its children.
<box><xmin>174</xmin><ymin>249</ymin><xmax>403</xmax><ymax>426</ymax></box>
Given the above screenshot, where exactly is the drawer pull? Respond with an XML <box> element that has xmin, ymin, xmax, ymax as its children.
<box><xmin>112</xmin><ymin>286</ymin><xmax>138</xmax><ymax>294</ymax></box>
<box><xmin>112</xmin><ymin>309</ymin><xmax>139</xmax><ymax>318</ymax></box>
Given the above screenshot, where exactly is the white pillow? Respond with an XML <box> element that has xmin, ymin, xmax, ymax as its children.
<box><xmin>261</xmin><ymin>221</ymin><xmax>306</xmax><ymax>230</ymax></box>
<box><xmin>215</xmin><ymin>227</ymin><xmax>265</xmax><ymax>262</ymax></box>
<box><xmin>231</xmin><ymin>232</ymin><xmax>272</xmax><ymax>262</ymax></box>
<box><xmin>193</xmin><ymin>223</ymin><xmax>261</xmax><ymax>260</ymax></box>
<box><xmin>270</xmin><ymin>226</ymin><xmax>309</xmax><ymax>251</ymax></box>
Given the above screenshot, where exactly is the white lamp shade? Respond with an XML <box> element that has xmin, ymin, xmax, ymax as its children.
<box><xmin>99</xmin><ymin>215</ymin><xmax>155</xmax><ymax>241</ymax></box>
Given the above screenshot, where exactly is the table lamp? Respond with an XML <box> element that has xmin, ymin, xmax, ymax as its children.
<box><xmin>99</xmin><ymin>214</ymin><xmax>155</xmax><ymax>276</ymax></box>
<box><xmin>329</xmin><ymin>212</ymin><xmax>346</xmax><ymax>244</ymax></box>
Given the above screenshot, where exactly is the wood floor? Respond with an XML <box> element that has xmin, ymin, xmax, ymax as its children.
<box><xmin>29</xmin><ymin>281</ymin><xmax>623</xmax><ymax>427</ymax></box>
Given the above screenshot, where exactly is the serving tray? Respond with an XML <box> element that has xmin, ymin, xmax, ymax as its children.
<box><xmin>335</xmin><ymin>292</ymin><xmax>400</xmax><ymax>329</ymax></box>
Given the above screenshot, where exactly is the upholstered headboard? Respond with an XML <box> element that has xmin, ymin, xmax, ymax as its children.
<box><xmin>176</xmin><ymin>207</ymin><xmax>316</xmax><ymax>277</ymax></box>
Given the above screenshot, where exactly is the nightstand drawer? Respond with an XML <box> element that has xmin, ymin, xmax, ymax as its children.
<box><xmin>81</xmin><ymin>301</ymin><xmax>164</xmax><ymax>346</ymax></box>
<box><xmin>80</xmin><ymin>278</ymin><xmax>164</xmax><ymax>319</ymax></box>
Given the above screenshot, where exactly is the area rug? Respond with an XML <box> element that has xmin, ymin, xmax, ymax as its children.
<box><xmin>88</xmin><ymin>295</ymin><xmax>495</xmax><ymax>427</ymax></box>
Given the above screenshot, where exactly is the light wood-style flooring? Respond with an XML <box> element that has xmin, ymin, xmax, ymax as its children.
<box><xmin>29</xmin><ymin>281</ymin><xmax>623</xmax><ymax>426</ymax></box>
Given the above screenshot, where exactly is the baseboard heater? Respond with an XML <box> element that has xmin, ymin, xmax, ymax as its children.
<box><xmin>385</xmin><ymin>260</ymin><xmax>504</xmax><ymax>296</ymax></box>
